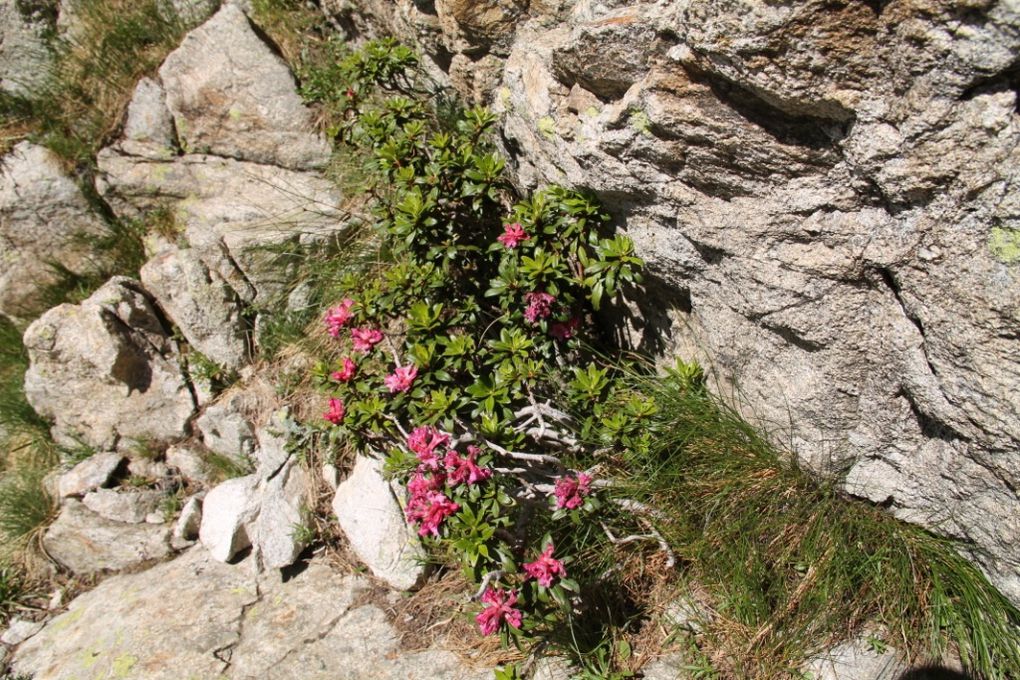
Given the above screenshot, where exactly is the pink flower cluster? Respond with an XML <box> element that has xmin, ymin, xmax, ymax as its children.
<box><xmin>553</xmin><ymin>473</ymin><xmax>592</xmax><ymax>510</ymax></box>
<box><xmin>331</xmin><ymin>357</ymin><xmax>357</xmax><ymax>382</ymax></box>
<box><xmin>384</xmin><ymin>364</ymin><xmax>418</xmax><ymax>393</ymax></box>
<box><xmin>523</xmin><ymin>291</ymin><xmax>556</xmax><ymax>324</ymax></box>
<box><xmin>403</xmin><ymin>427</ymin><xmax>493</xmax><ymax>538</ymax></box>
<box><xmin>523</xmin><ymin>542</ymin><xmax>567</xmax><ymax>588</ymax></box>
<box><xmin>497</xmin><ymin>222</ymin><xmax>529</xmax><ymax>249</ymax></box>
<box><xmin>323</xmin><ymin>397</ymin><xmax>345</xmax><ymax>425</ymax></box>
<box><xmin>324</xmin><ymin>298</ymin><xmax>355</xmax><ymax>337</ymax></box>
<box><xmin>476</xmin><ymin>587</ymin><xmax>523</xmax><ymax>636</ymax></box>
<box><xmin>351</xmin><ymin>327</ymin><xmax>384</xmax><ymax>353</ymax></box>
<box><xmin>474</xmin><ymin>543</ymin><xmax>568</xmax><ymax>635</ymax></box>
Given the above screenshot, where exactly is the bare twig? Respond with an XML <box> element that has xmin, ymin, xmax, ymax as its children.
<box><xmin>470</xmin><ymin>570</ymin><xmax>505</xmax><ymax>601</ymax></box>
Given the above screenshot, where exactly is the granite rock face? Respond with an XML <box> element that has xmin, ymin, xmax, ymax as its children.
<box><xmin>327</xmin><ymin>0</ymin><xmax>1020</xmax><ymax>603</ymax></box>
<box><xmin>0</xmin><ymin>142</ymin><xmax>109</xmax><ymax>321</ymax></box>
<box><xmin>23</xmin><ymin>277</ymin><xmax>196</xmax><ymax>451</ymax></box>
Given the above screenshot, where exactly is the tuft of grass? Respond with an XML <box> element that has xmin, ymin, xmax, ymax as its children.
<box><xmin>0</xmin><ymin>453</ymin><xmax>57</xmax><ymax>553</ymax></box>
<box><xmin>616</xmin><ymin>368</ymin><xmax>1020</xmax><ymax>679</ymax></box>
<box><xmin>249</xmin><ymin>0</ymin><xmax>330</xmax><ymax>69</ymax></box>
<box><xmin>0</xmin><ymin>0</ymin><xmax>206</xmax><ymax>166</ymax></box>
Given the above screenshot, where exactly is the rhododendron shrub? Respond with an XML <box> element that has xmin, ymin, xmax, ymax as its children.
<box><xmin>306</xmin><ymin>44</ymin><xmax>651</xmax><ymax>649</ymax></box>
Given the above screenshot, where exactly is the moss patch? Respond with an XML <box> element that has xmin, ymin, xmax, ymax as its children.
<box><xmin>989</xmin><ymin>226</ymin><xmax>1020</xmax><ymax>264</ymax></box>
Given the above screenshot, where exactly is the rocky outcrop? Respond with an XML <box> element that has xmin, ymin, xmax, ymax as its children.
<box><xmin>328</xmin><ymin>0</ymin><xmax>1020</xmax><ymax>605</ymax></box>
<box><xmin>23</xmin><ymin>277</ymin><xmax>196</xmax><ymax>451</ymax></box>
<box><xmin>97</xmin><ymin>4</ymin><xmax>344</xmax><ymax>313</ymax></box>
<box><xmin>12</xmin><ymin>546</ymin><xmax>490</xmax><ymax>680</ymax></box>
<box><xmin>0</xmin><ymin>142</ymin><xmax>109</xmax><ymax>321</ymax></box>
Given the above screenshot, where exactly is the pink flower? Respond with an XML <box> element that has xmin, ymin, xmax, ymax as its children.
<box><xmin>550</xmin><ymin>316</ymin><xmax>581</xmax><ymax>341</ymax></box>
<box><xmin>475</xmin><ymin>587</ymin><xmax>523</xmax><ymax>636</ymax></box>
<box><xmin>330</xmin><ymin>357</ymin><xmax>357</xmax><ymax>382</ymax></box>
<box><xmin>407</xmin><ymin>471</ymin><xmax>444</xmax><ymax>497</ymax></box>
<box><xmin>444</xmin><ymin>445</ymin><xmax>492</xmax><ymax>487</ymax></box>
<box><xmin>497</xmin><ymin>222</ymin><xmax>529</xmax><ymax>249</ymax></box>
<box><xmin>324</xmin><ymin>298</ymin><xmax>355</xmax><ymax>337</ymax></box>
<box><xmin>406</xmin><ymin>426</ymin><xmax>450</xmax><ymax>470</ymax></box>
<box><xmin>553</xmin><ymin>473</ymin><xmax>592</xmax><ymax>510</ymax></box>
<box><xmin>323</xmin><ymin>397</ymin><xmax>345</xmax><ymax>425</ymax></box>
<box><xmin>405</xmin><ymin>490</ymin><xmax>459</xmax><ymax>537</ymax></box>
<box><xmin>523</xmin><ymin>542</ymin><xmax>567</xmax><ymax>588</ymax></box>
<box><xmin>523</xmin><ymin>291</ymin><xmax>556</xmax><ymax>324</ymax></box>
<box><xmin>384</xmin><ymin>364</ymin><xmax>418</xmax><ymax>393</ymax></box>
<box><xmin>351</xmin><ymin>327</ymin><xmax>384</xmax><ymax>353</ymax></box>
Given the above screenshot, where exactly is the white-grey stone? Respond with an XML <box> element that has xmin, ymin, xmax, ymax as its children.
<box><xmin>663</xmin><ymin>595</ymin><xmax>712</xmax><ymax>634</ymax></box>
<box><xmin>803</xmin><ymin>638</ymin><xmax>906</xmax><ymax>680</ymax></box>
<box><xmin>96</xmin><ymin>149</ymin><xmax>344</xmax><ymax>308</ymax></box>
<box><xmin>321</xmin><ymin>463</ymin><xmax>340</xmax><ymax>491</ymax></box>
<box><xmin>122</xmin><ymin>77</ymin><xmax>175</xmax><ymax>149</ymax></box>
<box><xmin>43</xmin><ymin>499</ymin><xmax>172</xmax><ymax>574</ymax></box>
<box><xmin>57</xmin><ymin>452</ymin><xmax>123</xmax><ymax>498</ymax></box>
<box><xmin>145</xmin><ymin>511</ymin><xmax>165</xmax><ymax>524</ymax></box>
<box><xmin>23</xmin><ymin>277</ymin><xmax>196</xmax><ymax>451</ymax></box>
<box><xmin>196</xmin><ymin>396</ymin><xmax>255</xmax><ymax>466</ymax></box>
<box><xmin>0</xmin><ymin>142</ymin><xmax>109</xmax><ymax>321</ymax></box>
<box><xmin>198</xmin><ymin>474</ymin><xmax>259</xmax><ymax>562</ymax></box>
<box><xmin>82</xmin><ymin>488</ymin><xmax>164</xmax><ymax>524</ymax></box>
<box><xmin>531</xmin><ymin>656</ymin><xmax>575</xmax><ymax>680</ymax></box>
<box><xmin>252</xmin><ymin>408</ymin><xmax>292</xmax><ymax>479</ymax></box>
<box><xmin>140</xmin><ymin>246</ymin><xmax>250</xmax><ymax>370</ymax></box>
<box><xmin>171</xmin><ymin>495</ymin><xmax>203</xmax><ymax>549</ymax></box>
<box><xmin>641</xmin><ymin>653</ymin><xmax>693</xmax><ymax>680</ymax></box>
<box><xmin>1</xmin><ymin>618</ymin><xmax>44</xmax><ymax>646</ymax></box>
<box><xmin>252</xmin><ymin>458</ymin><xmax>310</xmax><ymax>569</ymax></box>
<box><xmin>165</xmin><ymin>444</ymin><xmax>214</xmax><ymax>485</ymax></box>
<box><xmin>0</xmin><ymin>2</ymin><xmax>52</xmax><ymax>96</ymax></box>
<box><xmin>158</xmin><ymin>4</ymin><xmax>330</xmax><ymax>171</ymax></box>
<box><xmin>126</xmin><ymin>457</ymin><xmax>169</xmax><ymax>480</ymax></box>
<box><xmin>331</xmin><ymin>455</ymin><xmax>426</xmax><ymax>590</ymax></box>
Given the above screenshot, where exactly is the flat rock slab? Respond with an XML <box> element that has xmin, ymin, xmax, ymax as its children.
<box><xmin>43</xmin><ymin>499</ymin><xmax>173</xmax><ymax>575</ymax></box>
<box><xmin>14</xmin><ymin>548</ymin><xmax>490</xmax><ymax>680</ymax></box>
<box><xmin>13</xmin><ymin>547</ymin><xmax>258</xmax><ymax>680</ymax></box>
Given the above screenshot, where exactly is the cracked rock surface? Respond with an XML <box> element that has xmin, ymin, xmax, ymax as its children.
<box><xmin>12</xmin><ymin>547</ymin><xmax>490</xmax><ymax>680</ymax></box>
<box><xmin>330</xmin><ymin>0</ymin><xmax>1020</xmax><ymax>604</ymax></box>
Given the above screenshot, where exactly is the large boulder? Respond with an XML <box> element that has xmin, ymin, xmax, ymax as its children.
<box><xmin>330</xmin><ymin>0</ymin><xmax>1020</xmax><ymax>605</ymax></box>
<box><xmin>158</xmin><ymin>3</ymin><xmax>330</xmax><ymax>171</ymax></box>
<box><xmin>140</xmin><ymin>246</ymin><xmax>251</xmax><ymax>370</ymax></box>
<box><xmin>0</xmin><ymin>142</ymin><xmax>109</xmax><ymax>321</ymax></box>
<box><xmin>23</xmin><ymin>277</ymin><xmax>196</xmax><ymax>451</ymax></box>
<box><xmin>332</xmin><ymin>455</ymin><xmax>426</xmax><ymax>591</ymax></box>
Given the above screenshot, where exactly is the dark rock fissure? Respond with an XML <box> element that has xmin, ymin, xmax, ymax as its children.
<box><xmin>680</xmin><ymin>63</ymin><xmax>854</xmax><ymax>150</ymax></box>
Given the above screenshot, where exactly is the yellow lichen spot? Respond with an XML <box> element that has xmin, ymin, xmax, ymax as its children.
<box><xmin>498</xmin><ymin>87</ymin><xmax>511</xmax><ymax>104</ymax></box>
<box><xmin>80</xmin><ymin>649</ymin><xmax>102</xmax><ymax>668</ymax></box>
<box><xmin>584</xmin><ymin>106</ymin><xmax>600</xmax><ymax>118</ymax></box>
<box><xmin>628</xmin><ymin>110</ymin><xmax>652</xmax><ymax>137</ymax></box>
<box><xmin>112</xmin><ymin>654</ymin><xmax>138</xmax><ymax>677</ymax></box>
<box><xmin>51</xmin><ymin>606</ymin><xmax>85</xmax><ymax>632</ymax></box>
<box><xmin>228</xmin><ymin>107</ymin><xmax>243</xmax><ymax>121</ymax></box>
<box><xmin>989</xmin><ymin>226</ymin><xmax>1020</xmax><ymax>264</ymax></box>
<box><xmin>537</xmin><ymin>116</ymin><xmax>557</xmax><ymax>140</ymax></box>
